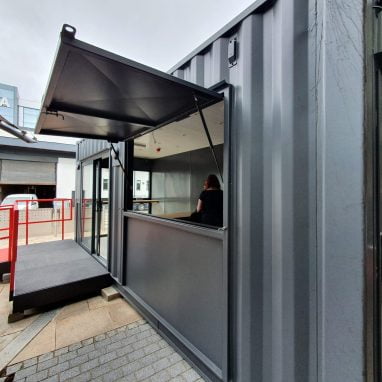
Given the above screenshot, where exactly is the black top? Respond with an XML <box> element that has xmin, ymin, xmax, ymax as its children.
<box><xmin>199</xmin><ymin>189</ymin><xmax>223</xmax><ymax>227</ymax></box>
<box><xmin>36</xmin><ymin>27</ymin><xmax>222</xmax><ymax>141</ymax></box>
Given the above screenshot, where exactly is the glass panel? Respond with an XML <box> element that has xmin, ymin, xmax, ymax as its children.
<box><xmin>80</xmin><ymin>162</ymin><xmax>93</xmax><ymax>250</ymax></box>
<box><xmin>103</xmin><ymin>178</ymin><xmax>108</xmax><ymax>191</ymax></box>
<box><xmin>22</xmin><ymin>107</ymin><xmax>40</xmax><ymax>130</ymax></box>
<box><xmin>131</xmin><ymin>100</ymin><xmax>224</xmax><ymax>227</ymax></box>
<box><xmin>0</xmin><ymin>88</ymin><xmax>16</xmax><ymax>124</ymax></box>
<box><xmin>94</xmin><ymin>160</ymin><xmax>101</xmax><ymax>256</ymax></box>
<box><xmin>133</xmin><ymin>171</ymin><xmax>150</xmax><ymax>213</ymax></box>
<box><xmin>98</xmin><ymin>157</ymin><xmax>109</xmax><ymax>261</ymax></box>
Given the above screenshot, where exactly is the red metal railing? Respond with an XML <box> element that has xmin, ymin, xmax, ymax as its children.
<box><xmin>4</xmin><ymin>198</ymin><xmax>73</xmax><ymax>298</ymax></box>
<box><xmin>9</xmin><ymin>209</ymin><xmax>18</xmax><ymax>299</ymax></box>
<box><xmin>81</xmin><ymin>198</ymin><xmax>92</xmax><ymax>239</ymax></box>
<box><xmin>16</xmin><ymin>198</ymin><xmax>73</xmax><ymax>245</ymax></box>
<box><xmin>0</xmin><ymin>205</ymin><xmax>15</xmax><ymax>265</ymax></box>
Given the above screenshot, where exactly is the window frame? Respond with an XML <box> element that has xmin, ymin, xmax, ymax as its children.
<box><xmin>124</xmin><ymin>84</ymin><xmax>230</xmax><ymax>233</ymax></box>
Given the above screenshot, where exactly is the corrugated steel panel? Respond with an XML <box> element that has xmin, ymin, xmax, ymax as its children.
<box><xmin>109</xmin><ymin>142</ymin><xmax>125</xmax><ymax>282</ymax></box>
<box><xmin>75</xmin><ymin>0</ymin><xmax>366</xmax><ymax>380</ymax></box>
<box><xmin>169</xmin><ymin>1</ymin><xmax>365</xmax><ymax>381</ymax></box>
<box><xmin>169</xmin><ymin>6</ymin><xmax>315</xmax><ymax>381</ymax></box>
<box><xmin>77</xmin><ymin>139</ymin><xmax>109</xmax><ymax>161</ymax></box>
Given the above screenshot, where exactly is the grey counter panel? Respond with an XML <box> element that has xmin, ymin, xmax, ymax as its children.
<box><xmin>125</xmin><ymin>216</ymin><xmax>224</xmax><ymax>371</ymax></box>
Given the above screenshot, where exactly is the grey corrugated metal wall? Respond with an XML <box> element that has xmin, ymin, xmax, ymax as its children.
<box><xmin>171</xmin><ymin>2</ymin><xmax>314</xmax><ymax>380</ymax></box>
<box><xmin>169</xmin><ymin>0</ymin><xmax>365</xmax><ymax>381</ymax></box>
<box><xmin>314</xmin><ymin>0</ymin><xmax>365</xmax><ymax>381</ymax></box>
<box><xmin>76</xmin><ymin>138</ymin><xmax>125</xmax><ymax>283</ymax></box>
<box><xmin>75</xmin><ymin>0</ymin><xmax>366</xmax><ymax>380</ymax></box>
<box><xmin>77</xmin><ymin>139</ymin><xmax>109</xmax><ymax>162</ymax></box>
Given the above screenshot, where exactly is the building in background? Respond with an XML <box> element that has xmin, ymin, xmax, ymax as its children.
<box><xmin>0</xmin><ymin>82</ymin><xmax>77</xmax><ymax>202</ymax></box>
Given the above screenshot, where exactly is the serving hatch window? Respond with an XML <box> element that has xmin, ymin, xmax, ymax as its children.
<box><xmin>130</xmin><ymin>100</ymin><xmax>224</xmax><ymax>227</ymax></box>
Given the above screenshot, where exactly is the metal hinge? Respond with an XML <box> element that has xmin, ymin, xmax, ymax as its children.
<box><xmin>228</xmin><ymin>38</ymin><xmax>237</xmax><ymax>68</ymax></box>
<box><xmin>374</xmin><ymin>0</ymin><xmax>382</xmax><ymax>12</ymax></box>
<box><xmin>61</xmin><ymin>24</ymin><xmax>76</xmax><ymax>39</ymax></box>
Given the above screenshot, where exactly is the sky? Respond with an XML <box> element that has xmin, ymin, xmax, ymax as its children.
<box><xmin>1</xmin><ymin>0</ymin><xmax>255</xmax><ymax>106</ymax></box>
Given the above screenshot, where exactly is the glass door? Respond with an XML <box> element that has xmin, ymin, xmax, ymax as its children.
<box><xmin>80</xmin><ymin>162</ymin><xmax>94</xmax><ymax>251</ymax></box>
<box><xmin>378</xmin><ymin>63</ymin><xmax>382</xmax><ymax>378</ymax></box>
<box><xmin>94</xmin><ymin>156</ymin><xmax>110</xmax><ymax>262</ymax></box>
<box><xmin>80</xmin><ymin>155</ymin><xmax>110</xmax><ymax>263</ymax></box>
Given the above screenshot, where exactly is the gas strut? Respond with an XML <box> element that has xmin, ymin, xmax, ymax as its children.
<box><xmin>109</xmin><ymin>142</ymin><xmax>127</xmax><ymax>178</ymax></box>
<box><xmin>193</xmin><ymin>95</ymin><xmax>223</xmax><ymax>183</ymax></box>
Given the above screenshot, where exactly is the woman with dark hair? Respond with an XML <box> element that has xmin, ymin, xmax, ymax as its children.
<box><xmin>196</xmin><ymin>174</ymin><xmax>223</xmax><ymax>227</ymax></box>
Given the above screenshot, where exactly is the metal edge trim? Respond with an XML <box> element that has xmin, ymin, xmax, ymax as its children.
<box><xmin>115</xmin><ymin>284</ymin><xmax>223</xmax><ymax>381</ymax></box>
<box><xmin>123</xmin><ymin>211</ymin><xmax>224</xmax><ymax>240</ymax></box>
<box><xmin>167</xmin><ymin>0</ymin><xmax>278</xmax><ymax>74</ymax></box>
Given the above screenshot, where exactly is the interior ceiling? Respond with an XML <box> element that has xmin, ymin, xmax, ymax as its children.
<box><xmin>134</xmin><ymin>101</ymin><xmax>224</xmax><ymax>159</ymax></box>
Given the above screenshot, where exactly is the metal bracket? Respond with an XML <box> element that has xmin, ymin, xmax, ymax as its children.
<box><xmin>228</xmin><ymin>38</ymin><xmax>238</xmax><ymax>67</ymax></box>
<box><xmin>375</xmin><ymin>52</ymin><xmax>382</xmax><ymax>69</ymax></box>
<box><xmin>61</xmin><ymin>24</ymin><xmax>76</xmax><ymax>39</ymax></box>
<box><xmin>109</xmin><ymin>142</ymin><xmax>127</xmax><ymax>178</ymax></box>
<box><xmin>374</xmin><ymin>0</ymin><xmax>382</xmax><ymax>13</ymax></box>
<box><xmin>44</xmin><ymin>110</ymin><xmax>65</xmax><ymax>120</ymax></box>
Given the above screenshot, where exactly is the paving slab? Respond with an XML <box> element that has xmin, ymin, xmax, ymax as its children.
<box><xmin>5</xmin><ymin>320</ymin><xmax>205</xmax><ymax>382</ymax></box>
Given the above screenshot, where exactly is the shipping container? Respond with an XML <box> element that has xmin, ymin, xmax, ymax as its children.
<box><xmin>35</xmin><ymin>0</ymin><xmax>378</xmax><ymax>380</ymax></box>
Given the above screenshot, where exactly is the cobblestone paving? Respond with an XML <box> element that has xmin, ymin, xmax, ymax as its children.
<box><xmin>4</xmin><ymin>319</ymin><xmax>205</xmax><ymax>382</ymax></box>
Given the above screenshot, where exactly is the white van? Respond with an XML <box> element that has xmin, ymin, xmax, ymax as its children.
<box><xmin>0</xmin><ymin>194</ymin><xmax>39</xmax><ymax>210</ymax></box>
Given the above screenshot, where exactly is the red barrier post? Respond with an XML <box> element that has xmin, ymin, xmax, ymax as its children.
<box><xmin>0</xmin><ymin>206</ymin><xmax>13</xmax><ymax>265</ymax></box>
<box><xmin>25</xmin><ymin>200</ymin><xmax>29</xmax><ymax>245</ymax></box>
<box><xmin>61</xmin><ymin>199</ymin><xmax>64</xmax><ymax>240</ymax></box>
<box><xmin>9</xmin><ymin>209</ymin><xmax>18</xmax><ymax>300</ymax></box>
<box><xmin>14</xmin><ymin>198</ymin><xmax>73</xmax><ymax>245</ymax></box>
<box><xmin>7</xmin><ymin>207</ymin><xmax>12</xmax><ymax>263</ymax></box>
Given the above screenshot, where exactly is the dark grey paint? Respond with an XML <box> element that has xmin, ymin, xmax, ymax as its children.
<box><xmin>77</xmin><ymin>139</ymin><xmax>110</xmax><ymax>161</ymax></box>
<box><xmin>74</xmin><ymin>0</ymin><xmax>367</xmax><ymax>380</ymax></box>
<box><xmin>125</xmin><ymin>215</ymin><xmax>224</xmax><ymax>371</ymax></box>
<box><xmin>35</xmin><ymin>26</ymin><xmax>222</xmax><ymax>141</ymax></box>
<box><xmin>109</xmin><ymin>142</ymin><xmax>125</xmax><ymax>282</ymax></box>
<box><xmin>170</xmin><ymin>0</ymin><xmax>365</xmax><ymax>380</ymax></box>
<box><xmin>14</xmin><ymin>240</ymin><xmax>109</xmax><ymax>295</ymax></box>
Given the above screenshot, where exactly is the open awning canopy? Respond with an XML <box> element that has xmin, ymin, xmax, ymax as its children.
<box><xmin>35</xmin><ymin>25</ymin><xmax>223</xmax><ymax>142</ymax></box>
